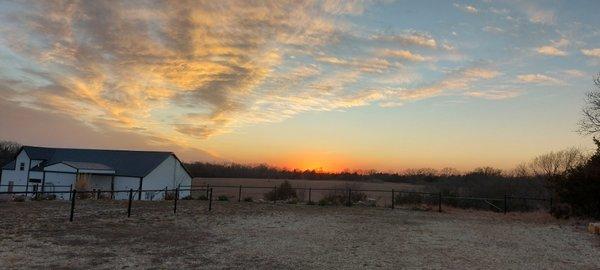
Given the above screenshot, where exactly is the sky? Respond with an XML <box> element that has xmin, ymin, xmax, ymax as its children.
<box><xmin>0</xmin><ymin>0</ymin><xmax>599</xmax><ymax>172</ymax></box>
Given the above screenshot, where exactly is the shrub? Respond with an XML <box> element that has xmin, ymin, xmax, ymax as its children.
<box><xmin>197</xmin><ymin>195</ymin><xmax>208</xmax><ymax>201</ymax></box>
<box><xmin>550</xmin><ymin>203</ymin><xmax>572</xmax><ymax>219</ymax></box>
<box><xmin>164</xmin><ymin>191</ymin><xmax>176</xmax><ymax>200</ymax></box>
<box><xmin>13</xmin><ymin>196</ymin><xmax>26</xmax><ymax>202</ymax></box>
<box><xmin>318</xmin><ymin>189</ymin><xmax>368</xmax><ymax>206</ymax></box>
<box><xmin>74</xmin><ymin>175</ymin><xmax>92</xmax><ymax>199</ymax></box>
<box><xmin>395</xmin><ymin>192</ymin><xmax>423</xmax><ymax>205</ymax></box>
<box><xmin>76</xmin><ymin>192</ymin><xmax>92</xmax><ymax>200</ymax></box>
<box><xmin>263</xmin><ymin>181</ymin><xmax>297</xmax><ymax>201</ymax></box>
<box><xmin>286</xmin><ymin>198</ymin><xmax>299</xmax><ymax>204</ymax></box>
<box><xmin>182</xmin><ymin>195</ymin><xmax>193</xmax><ymax>200</ymax></box>
<box><xmin>243</xmin><ymin>197</ymin><xmax>253</xmax><ymax>202</ymax></box>
<box><xmin>318</xmin><ymin>198</ymin><xmax>329</xmax><ymax>206</ymax></box>
<box><xmin>217</xmin><ymin>195</ymin><xmax>229</xmax><ymax>201</ymax></box>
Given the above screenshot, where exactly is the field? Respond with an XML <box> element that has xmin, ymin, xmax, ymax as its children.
<box><xmin>194</xmin><ymin>178</ymin><xmax>423</xmax><ymax>206</ymax></box>
<box><xmin>1</xmin><ymin>200</ymin><xmax>598</xmax><ymax>269</ymax></box>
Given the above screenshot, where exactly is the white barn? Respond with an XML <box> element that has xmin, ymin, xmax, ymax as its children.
<box><xmin>0</xmin><ymin>146</ymin><xmax>192</xmax><ymax>200</ymax></box>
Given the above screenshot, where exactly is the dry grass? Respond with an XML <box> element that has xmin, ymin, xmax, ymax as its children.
<box><xmin>0</xmin><ymin>200</ymin><xmax>599</xmax><ymax>269</ymax></box>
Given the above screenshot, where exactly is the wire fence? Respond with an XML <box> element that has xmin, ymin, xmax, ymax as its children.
<box><xmin>0</xmin><ymin>184</ymin><xmax>553</xmax><ymax>222</ymax></box>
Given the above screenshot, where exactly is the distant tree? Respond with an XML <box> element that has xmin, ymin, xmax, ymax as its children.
<box><xmin>579</xmin><ymin>73</ymin><xmax>600</xmax><ymax>134</ymax></box>
<box><xmin>439</xmin><ymin>167</ymin><xmax>461</xmax><ymax>177</ymax></box>
<box><xmin>468</xmin><ymin>167</ymin><xmax>503</xmax><ymax>177</ymax></box>
<box><xmin>529</xmin><ymin>148</ymin><xmax>587</xmax><ymax>178</ymax></box>
<box><xmin>0</xmin><ymin>140</ymin><xmax>21</xmax><ymax>167</ymax></box>
<box><xmin>510</xmin><ymin>162</ymin><xmax>532</xmax><ymax>178</ymax></box>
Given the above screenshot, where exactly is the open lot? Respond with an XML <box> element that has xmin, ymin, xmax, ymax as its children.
<box><xmin>193</xmin><ymin>178</ymin><xmax>423</xmax><ymax>206</ymax></box>
<box><xmin>0</xmin><ymin>200</ymin><xmax>598</xmax><ymax>269</ymax></box>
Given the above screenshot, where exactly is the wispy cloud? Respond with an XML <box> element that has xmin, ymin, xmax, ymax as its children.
<box><xmin>517</xmin><ymin>74</ymin><xmax>562</xmax><ymax>85</ymax></box>
<box><xmin>370</xmin><ymin>31</ymin><xmax>438</xmax><ymax>48</ymax></box>
<box><xmin>536</xmin><ymin>46</ymin><xmax>567</xmax><ymax>56</ymax></box>
<box><xmin>521</xmin><ymin>4</ymin><xmax>555</xmax><ymax>24</ymax></box>
<box><xmin>482</xmin><ymin>26</ymin><xmax>504</xmax><ymax>34</ymax></box>
<box><xmin>535</xmin><ymin>38</ymin><xmax>569</xmax><ymax>56</ymax></box>
<box><xmin>465</xmin><ymin>89</ymin><xmax>521</xmax><ymax>100</ymax></box>
<box><xmin>581</xmin><ymin>48</ymin><xmax>600</xmax><ymax>58</ymax></box>
<box><xmin>454</xmin><ymin>3</ymin><xmax>478</xmax><ymax>14</ymax></box>
<box><xmin>379</xmin><ymin>49</ymin><xmax>430</xmax><ymax>62</ymax></box>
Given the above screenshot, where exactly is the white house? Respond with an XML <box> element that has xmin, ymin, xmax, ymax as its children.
<box><xmin>0</xmin><ymin>146</ymin><xmax>192</xmax><ymax>200</ymax></box>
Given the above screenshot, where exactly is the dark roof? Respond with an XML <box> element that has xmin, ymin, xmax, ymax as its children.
<box><xmin>2</xmin><ymin>160</ymin><xmax>15</xmax><ymax>170</ymax></box>
<box><xmin>6</xmin><ymin>146</ymin><xmax>176</xmax><ymax>178</ymax></box>
<box><xmin>61</xmin><ymin>161</ymin><xmax>115</xmax><ymax>171</ymax></box>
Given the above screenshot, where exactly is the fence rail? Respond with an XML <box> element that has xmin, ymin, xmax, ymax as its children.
<box><xmin>0</xmin><ymin>184</ymin><xmax>553</xmax><ymax>222</ymax></box>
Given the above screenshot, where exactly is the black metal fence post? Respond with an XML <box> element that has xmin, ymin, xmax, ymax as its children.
<box><xmin>391</xmin><ymin>189</ymin><xmax>395</xmax><ymax>209</ymax></box>
<box><xmin>347</xmin><ymin>188</ymin><xmax>351</xmax><ymax>207</ymax></box>
<box><xmin>308</xmin><ymin>187</ymin><xmax>312</xmax><ymax>203</ymax></box>
<box><xmin>208</xmin><ymin>188</ymin><xmax>213</xmax><ymax>211</ymax></box>
<box><xmin>127</xmin><ymin>188</ymin><xmax>133</xmax><ymax>217</ymax></box>
<box><xmin>438</xmin><ymin>192</ymin><xmax>442</xmax><ymax>212</ymax></box>
<box><xmin>273</xmin><ymin>186</ymin><xmax>277</xmax><ymax>204</ymax></box>
<box><xmin>206</xmin><ymin>184</ymin><xmax>210</xmax><ymax>198</ymax></box>
<box><xmin>504</xmin><ymin>194</ymin><xmax>508</xmax><ymax>214</ymax></box>
<box><xmin>68</xmin><ymin>184</ymin><xmax>73</xmax><ymax>201</ymax></box>
<box><xmin>173</xmin><ymin>188</ymin><xmax>178</xmax><ymax>214</ymax></box>
<box><xmin>69</xmin><ymin>189</ymin><xmax>77</xmax><ymax>222</ymax></box>
<box><xmin>165</xmin><ymin>186</ymin><xmax>168</xmax><ymax>199</ymax></box>
<box><xmin>97</xmin><ymin>189</ymin><xmax>101</xmax><ymax>200</ymax></box>
<box><xmin>238</xmin><ymin>185</ymin><xmax>242</xmax><ymax>202</ymax></box>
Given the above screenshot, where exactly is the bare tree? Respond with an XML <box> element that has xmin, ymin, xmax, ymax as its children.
<box><xmin>439</xmin><ymin>167</ymin><xmax>461</xmax><ymax>177</ymax></box>
<box><xmin>510</xmin><ymin>162</ymin><xmax>532</xmax><ymax>178</ymax></box>
<box><xmin>529</xmin><ymin>148</ymin><xmax>588</xmax><ymax>178</ymax></box>
<box><xmin>0</xmin><ymin>140</ymin><xmax>21</xmax><ymax>166</ymax></box>
<box><xmin>579</xmin><ymin>73</ymin><xmax>600</xmax><ymax>134</ymax></box>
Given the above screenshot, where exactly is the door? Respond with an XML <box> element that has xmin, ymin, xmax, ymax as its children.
<box><xmin>7</xmin><ymin>181</ymin><xmax>14</xmax><ymax>193</ymax></box>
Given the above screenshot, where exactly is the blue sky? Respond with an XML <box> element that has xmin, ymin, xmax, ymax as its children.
<box><xmin>0</xmin><ymin>0</ymin><xmax>598</xmax><ymax>171</ymax></box>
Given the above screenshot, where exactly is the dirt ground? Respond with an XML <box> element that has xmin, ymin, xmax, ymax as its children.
<box><xmin>0</xmin><ymin>200</ymin><xmax>598</xmax><ymax>269</ymax></box>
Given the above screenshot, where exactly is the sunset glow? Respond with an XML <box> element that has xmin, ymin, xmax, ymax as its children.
<box><xmin>1</xmin><ymin>0</ymin><xmax>599</xmax><ymax>171</ymax></box>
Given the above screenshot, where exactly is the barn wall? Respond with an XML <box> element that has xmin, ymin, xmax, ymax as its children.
<box><xmin>113</xmin><ymin>176</ymin><xmax>141</xmax><ymax>200</ymax></box>
<box><xmin>0</xmin><ymin>150</ymin><xmax>30</xmax><ymax>192</ymax></box>
<box><xmin>142</xmin><ymin>155</ymin><xmax>192</xmax><ymax>200</ymax></box>
<box><xmin>88</xmin><ymin>175</ymin><xmax>112</xmax><ymax>191</ymax></box>
<box><xmin>43</xmin><ymin>172</ymin><xmax>76</xmax><ymax>200</ymax></box>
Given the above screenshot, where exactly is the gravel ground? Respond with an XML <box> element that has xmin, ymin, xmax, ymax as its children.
<box><xmin>0</xmin><ymin>200</ymin><xmax>598</xmax><ymax>269</ymax></box>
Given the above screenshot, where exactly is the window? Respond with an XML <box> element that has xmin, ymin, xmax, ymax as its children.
<box><xmin>19</xmin><ymin>163</ymin><xmax>25</xmax><ymax>171</ymax></box>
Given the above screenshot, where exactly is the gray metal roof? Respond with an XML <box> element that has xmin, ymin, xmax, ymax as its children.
<box><xmin>61</xmin><ymin>161</ymin><xmax>115</xmax><ymax>171</ymax></box>
<box><xmin>4</xmin><ymin>146</ymin><xmax>177</xmax><ymax>178</ymax></box>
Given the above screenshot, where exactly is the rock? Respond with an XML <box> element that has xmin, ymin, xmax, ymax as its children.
<box><xmin>588</xmin><ymin>223</ymin><xmax>600</xmax><ymax>234</ymax></box>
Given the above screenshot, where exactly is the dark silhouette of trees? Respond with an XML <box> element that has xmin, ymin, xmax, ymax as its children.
<box><xmin>548</xmin><ymin>138</ymin><xmax>600</xmax><ymax>218</ymax></box>
<box><xmin>0</xmin><ymin>140</ymin><xmax>21</xmax><ymax>167</ymax></box>
<box><xmin>579</xmin><ymin>73</ymin><xmax>600</xmax><ymax>134</ymax></box>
